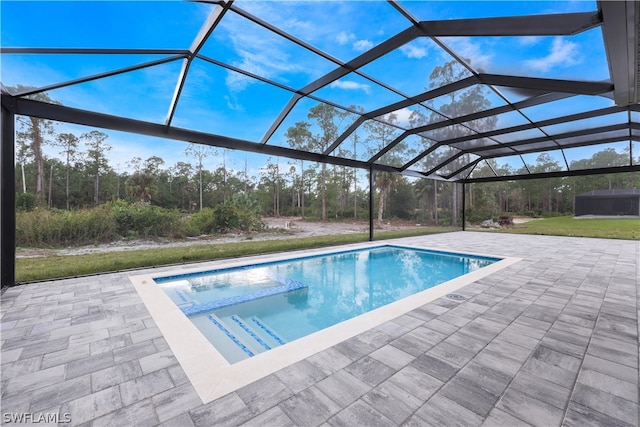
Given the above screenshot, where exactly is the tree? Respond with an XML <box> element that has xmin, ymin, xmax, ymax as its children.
<box><xmin>82</xmin><ymin>130</ymin><xmax>111</xmax><ymax>206</ymax></box>
<box><xmin>185</xmin><ymin>143</ymin><xmax>216</xmax><ymax>211</ymax></box>
<box><xmin>423</xmin><ymin>60</ymin><xmax>498</xmax><ymax>225</ymax></box>
<box><xmin>15</xmin><ymin>133</ymin><xmax>30</xmax><ymax>194</ymax></box>
<box><xmin>261</xmin><ymin>158</ymin><xmax>282</xmax><ymax>217</ymax></box>
<box><xmin>169</xmin><ymin>161</ymin><xmax>195</xmax><ymax>210</ymax></box>
<box><xmin>126</xmin><ymin>156</ymin><xmax>163</xmax><ymax>203</ymax></box>
<box><xmin>364</xmin><ymin>113</ymin><xmax>404</xmax><ymax>224</ymax></box>
<box><xmin>285</xmin><ymin>104</ymin><xmax>347</xmax><ymax>221</ymax></box>
<box><xmin>14</xmin><ymin>85</ymin><xmax>59</xmax><ymax>205</ymax></box>
<box><xmin>54</xmin><ymin>133</ymin><xmax>79</xmax><ymax>210</ymax></box>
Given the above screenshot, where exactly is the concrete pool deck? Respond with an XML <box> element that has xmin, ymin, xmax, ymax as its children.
<box><xmin>1</xmin><ymin>232</ymin><xmax>638</xmax><ymax>426</ymax></box>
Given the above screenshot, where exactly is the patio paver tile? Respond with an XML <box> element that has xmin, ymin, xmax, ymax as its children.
<box><xmin>581</xmin><ymin>354</ymin><xmax>639</xmax><ymax>384</ymax></box>
<box><xmin>316</xmin><ymin>369</ymin><xmax>370</xmax><ymax>408</ymax></box>
<box><xmin>414</xmin><ymin>394</ymin><xmax>484</xmax><ymax>427</ymax></box>
<box><xmin>570</xmin><ymin>383</ymin><xmax>638</xmax><ymax>426</ymax></box>
<box><xmin>411</xmin><ymin>352</ymin><xmax>458</xmax><ymax>382</ymax></box>
<box><xmin>274</xmin><ymin>359</ymin><xmax>328</xmax><ymax>394</ymax></box>
<box><xmin>152</xmin><ymin>382</ymin><xmax>202</xmax><ymax>423</ymax></box>
<box><xmin>1</xmin><ymin>233</ymin><xmax>638</xmax><ymax>426</ymax></box>
<box><xmin>240</xmin><ymin>406</ymin><xmax>296</xmax><ymax>427</ymax></box>
<box><xmin>361</xmin><ymin>379</ymin><xmax>423</xmax><ymax>425</ymax></box>
<box><xmin>189</xmin><ymin>392</ymin><xmax>252</xmax><ymax>427</ymax></box>
<box><xmin>90</xmin><ymin>398</ymin><xmax>159</xmax><ymax>427</ymax></box>
<box><xmin>563</xmin><ymin>401</ymin><xmax>635</xmax><ymax>427</ymax></box>
<box><xmin>387</xmin><ymin>364</ymin><xmax>443</xmax><ymax>402</ymax></box>
<box><xmin>30</xmin><ymin>374</ymin><xmax>91</xmax><ymax>412</ymax></box>
<box><xmin>482</xmin><ymin>408</ymin><xmax>533</xmax><ymax>427</ymax></box>
<box><xmin>91</xmin><ymin>360</ymin><xmax>143</xmax><ymax>392</ymax></box>
<box><xmin>508</xmin><ymin>370</ymin><xmax>571</xmax><ymax>410</ymax></box>
<box><xmin>327</xmin><ymin>400</ymin><xmax>395</xmax><ymax>427</ymax></box>
<box><xmin>577</xmin><ymin>367</ymin><xmax>638</xmax><ymax>403</ymax></box>
<box><xmin>118</xmin><ymin>369</ymin><xmax>174</xmax><ymax>406</ymax></box>
<box><xmin>278</xmin><ymin>385</ymin><xmax>342</xmax><ymax>427</ymax></box>
<box><xmin>65</xmin><ymin>351</ymin><xmax>114</xmax><ymax>380</ymax></box>
<box><xmin>440</xmin><ymin>376</ymin><xmax>499</xmax><ymax>417</ymax></box>
<box><xmin>496</xmin><ymin>387</ymin><xmax>564</xmax><ymax>427</ymax></box>
<box><xmin>368</xmin><ymin>344</ymin><xmax>414</xmax><ymax>371</ymax></box>
<box><xmin>236</xmin><ymin>374</ymin><xmax>294</xmax><ymax>414</ymax></box>
<box><xmin>59</xmin><ymin>386</ymin><xmax>122</xmax><ymax>426</ymax></box>
<box><xmin>3</xmin><ymin>364</ymin><xmax>65</xmax><ymax>395</ymax></box>
<box><xmin>344</xmin><ymin>355</ymin><xmax>396</xmax><ymax>387</ymax></box>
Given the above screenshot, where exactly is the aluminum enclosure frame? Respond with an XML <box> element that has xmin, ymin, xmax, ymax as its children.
<box><xmin>1</xmin><ymin>0</ymin><xmax>639</xmax><ymax>287</ymax></box>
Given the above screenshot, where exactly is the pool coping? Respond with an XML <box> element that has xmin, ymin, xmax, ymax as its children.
<box><xmin>129</xmin><ymin>241</ymin><xmax>521</xmax><ymax>403</ymax></box>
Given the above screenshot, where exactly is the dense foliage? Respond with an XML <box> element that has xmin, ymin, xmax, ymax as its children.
<box><xmin>16</xmin><ymin>200</ymin><xmax>265</xmax><ymax>247</ymax></box>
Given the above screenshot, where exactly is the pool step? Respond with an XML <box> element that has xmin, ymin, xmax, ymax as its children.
<box><xmin>229</xmin><ymin>315</ymin><xmax>272</xmax><ymax>351</ymax></box>
<box><xmin>223</xmin><ymin>314</ymin><xmax>286</xmax><ymax>353</ymax></box>
<box><xmin>249</xmin><ymin>316</ymin><xmax>286</xmax><ymax>346</ymax></box>
<box><xmin>192</xmin><ymin>313</ymin><xmax>286</xmax><ymax>363</ymax></box>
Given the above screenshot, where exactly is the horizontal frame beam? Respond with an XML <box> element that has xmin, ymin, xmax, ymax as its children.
<box><xmin>418</xmin><ymin>12</ymin><xmax>601</xmax><ymax>37</ymax></box>
<box><xmin>461</xmin><ymin>164</ymin><xmax>640</xmax><ymax>183</ymax></box>
<box><xmin>4</xmin><ymin>95</ymin><xmax>405</xmax><ymax>175</ymax></box>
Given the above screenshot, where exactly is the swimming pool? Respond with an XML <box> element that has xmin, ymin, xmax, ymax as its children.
<box><xmin>154</xmin><ymin>245</ymin><xmax>498</xmax><ymax>363</ymax></box>
<box><xmin>131</xmin><ymin>241</ymin><xmax>519</xmax><ymax>402</ymax></box>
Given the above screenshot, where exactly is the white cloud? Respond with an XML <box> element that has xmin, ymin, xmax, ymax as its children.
<box><xmin>440</xmin><ymin>37</ymin><xmax>492</xmax><ymax>72</ymax></box>
<box><xmin>336</xmin><ymin>31</ymin><xmax>355</xmax><ymax>45</ymax></box>
<box><xmin>224</xmin><ymin>94</ymin><xmax>244</xmax><ymax>112</ymax></box>
<box><xmin>387</xmin><ymin>108</ymin><xmax>414</xmax><ymax>127</ymax></box>
<box><xmin>399</xmin><ymin>39</ymin><xmax>432</xmax><ymax>59</ymax></box>
<box><xmin>400</xmin><ymin>44</ymin><xmax>428</xmax><ymax>59</ymax></box>
<box><xmin>518</xmin><ymin>36</ymin><xmax>541</xmax><ymax>46</ymax></box>
<box><xmin>219</xmin><ymin>14</ymin><xmax>308</xmax><ymax>92</ymax></box>
<box><xmin>329</xmin><ymin>80</ymin><xmax>371</xmax><ymax>94</ymax></box>
<box><xmin>524</xmin><ymin>38</ymin><xmax>580</xmax><ymax>72</ymax></box>
<box><xmin>353</xmin><ymin>39</ymin><xmax>374</xmax><ymax>52</ymax></box>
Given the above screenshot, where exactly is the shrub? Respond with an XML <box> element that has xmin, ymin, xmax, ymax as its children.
<box><xmin>213</xmin><ymin>204</ymin><xmax>241</xmax><ymax>233</ymax></box>
<box><xmin>15</xmin><ymin>199</ymin><xmax>262</xmax><ymax>248</ymax></box>
<box><xmin>107</xmin><ymin>200</ymin><xmax>184</xmax><ymax>238</ymax></box>
<box><xmin>189</xmin><ymin>196</ymin><xmax>264</xmax><ymax>235</ymax></box>
<box><xmin>16</xmin><ymin>192</ymin><xmax>36</xmax><ymax>212</ymax></box>
<box><xmin>189</xmin><ymin>208</ymin><xmax>217</xmax><ymax>235</ymax></box>
<box><xmin>465</xmin><ymin>207</ymin><xmax>497</xmax><ymax>224</ymax></box>
<box><xmin>16</xmin><ymin>208</ymin><xmax>118</xmax><ymax>247</ymax></box>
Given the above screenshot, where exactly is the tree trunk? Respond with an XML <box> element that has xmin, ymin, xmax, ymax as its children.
<box><xmin>31</xmin><ymin>118</ymin><xmax>44</xmax><ymax>205</ymax></box>
<box><xmin>48</xmin><ymin>164</ymin><xmax>54</xmax><ymax>208</ymax></box>
<box><xmin>353</xmin><ymin>169</ymin><xmax>357</xmax><ymax>220</ymax></box>
<box><xmin>94</xmin><ymin>169</ymin><xmax>100</xmax><ymax>207</ymax></box>
<box><xmin>21</xmin><ymin>163</ymin><xmax>26</xmax><ymax>193</ymax></box>
<box><xmin>66</xmin><ymin>153</ymin><xmax>71</xmax><ymax>210</ymax></box>
<box><xmin>321</xmin><ymin>163</ymin><xmax>327</xmax><ymax>222</ymax></box>
<box><xmin>199</xmin><ymin>167</ymin><xmax>203</xmax><ymax>211</ymax></box>
<box><xmin>451</xmin><ymin>183</ymin><xmax>458</xmax><ymax>226</ymax></box>
<box><xmin>434</xmin><ymin>183</ymin><xmax>438</xmax><ymax>225</ymax></box>
<box><xmin>301</xmin><ymin>161</ymin><xmax>305</xmax><ymax>219</ymax></box>
<box><xmin>377</xmin><ymin>188</ymin><xmax>385</xmax><ymax>225</ymax></box>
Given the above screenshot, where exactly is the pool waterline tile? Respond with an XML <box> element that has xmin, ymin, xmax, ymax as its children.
<box><xmin>130</xmin><ymin>242</ymin><xmax>519</xmax><ymax>403</ymax></box>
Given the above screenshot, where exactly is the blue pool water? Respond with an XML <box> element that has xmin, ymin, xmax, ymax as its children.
<box><xmin>154</xmin><ymin>245</ymin><xmax>498</xmax><ymax>363</ymax></box>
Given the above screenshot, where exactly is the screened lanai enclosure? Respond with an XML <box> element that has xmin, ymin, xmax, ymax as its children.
<box><xmin>2</xmin><ymin>0</ymin><xmax>639</xmax><ymax>287</ymax></box>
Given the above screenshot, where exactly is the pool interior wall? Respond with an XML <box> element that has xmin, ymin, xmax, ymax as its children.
<box><xmin>153</xmin><ymin>245</ymin><xmax>499</xmax><ymax>364</ymax></box>
<box><xmin>130</xmin><ymin>241</ymin><xmax>520</xmax><ymax>403</ymax></box>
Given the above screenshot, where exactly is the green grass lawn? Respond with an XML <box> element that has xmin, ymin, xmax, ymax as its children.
<box><xmin>487</xmin><ymin>215</ymin><xmax>640</xmax><ymax>240</ymax></box>
<box><xmin>15</xmin><ymin>217</ymin><xmax>639</xmax><ymax>283</ymax></box>
<box><xmin>16</xmin><ymin>227</ymin><xmax>452</xmax><ymax>283</ymax></box>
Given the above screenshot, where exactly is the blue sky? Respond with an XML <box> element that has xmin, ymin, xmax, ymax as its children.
<box><xmin>1</xmin><ymin>0</ymin><xmax>626</xmax><ymax>178</ymax></box>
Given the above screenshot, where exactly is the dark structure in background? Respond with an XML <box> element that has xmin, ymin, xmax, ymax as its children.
<box><xmin>575</xmin><ymin>189</ymin><xmax>640</xmax><ymax>216</ymax></box>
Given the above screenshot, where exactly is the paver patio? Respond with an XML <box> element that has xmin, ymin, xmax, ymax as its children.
<box><xmin>1</xmin><ymin>232</ymin><xmax>638</xmax><ymax>426</ymax></box>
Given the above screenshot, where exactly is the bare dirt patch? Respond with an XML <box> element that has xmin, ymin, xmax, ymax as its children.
<box><xmin>16</xmin><ymin>217</ymin><xmax>423</xmax><ymax>258</ymax></box>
